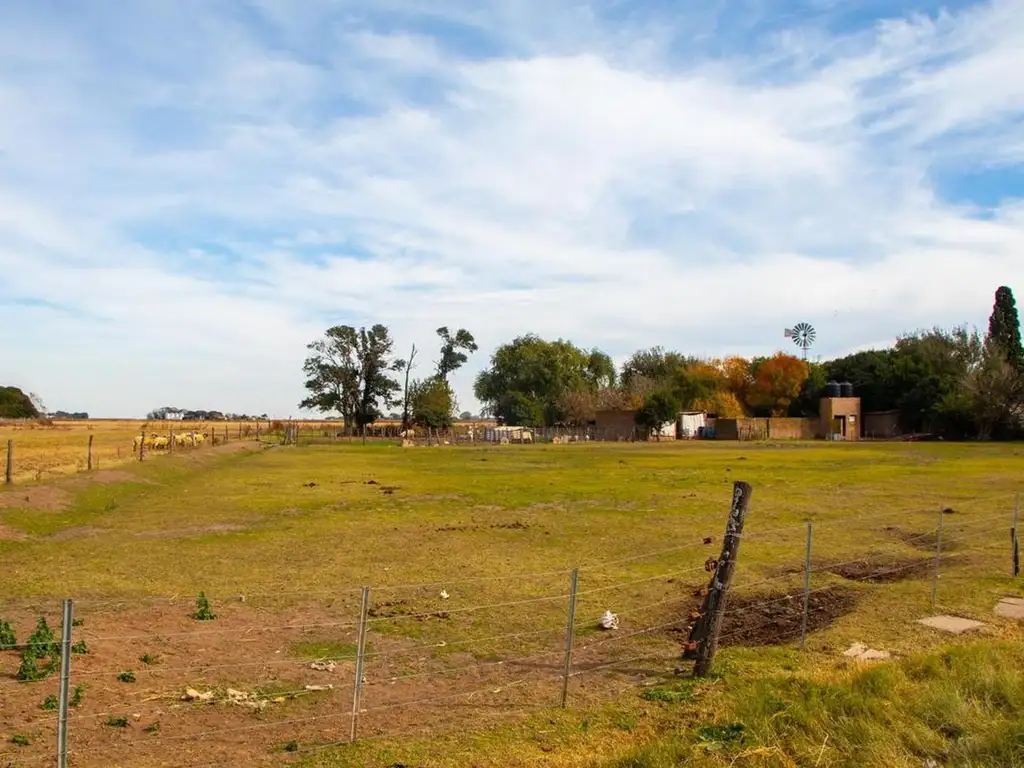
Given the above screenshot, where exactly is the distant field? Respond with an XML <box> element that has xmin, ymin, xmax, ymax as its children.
<box><xmin>0</xmin><ymin>440</ymin><xmax>1022</xmax><ymax>767</ymax></box>
<box><xmin>0</xmin><ymin>418</ymin><xmax>487</xmax><ymax>483</ymax></box>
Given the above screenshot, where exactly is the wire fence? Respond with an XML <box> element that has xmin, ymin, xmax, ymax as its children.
<box><xmin>0</xmin><ymin>491</ymin><xmax>1020</xmax><ymax>767</ymax></box>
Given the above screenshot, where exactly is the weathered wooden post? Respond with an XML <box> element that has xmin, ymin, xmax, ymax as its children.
<box><xmin>4</xmin><ymin>440</ymin><xmax>12</xmax><ymax>484</ymax></box>
<box><xmin>1012</xmin><ymin>493</ymin><xmax>1019</xmax><ymax>578</ymax></box>
<box><xmin>87</xmin><ymin>435</ymin><xmax>94</xmax><ymax>471</ymax></box>
<box><xmin>685</xmin><ymin>481</ymin><xmax>753</xmax><ymax>677</ymax></box>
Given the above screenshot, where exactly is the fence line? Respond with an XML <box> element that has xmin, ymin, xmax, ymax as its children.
<box><xmin>0</xmin><ymin>493</ymin><xmax>1017</xmax><ymax>765</ymax></box>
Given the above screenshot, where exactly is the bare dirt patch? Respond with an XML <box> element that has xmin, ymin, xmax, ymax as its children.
<box><xmin>671</xmin><ymin>586</ymin><xmax>858</xmax><ymax>648</ymax></box>
<box><xmin>0</xmin><ymin>485</ymin><xmax>71</xmax><ymax>511</ymax></box>
<box><xmin>49</xmin><ymin>525</ymin><xmax>106</xmax><ymax>541</ymax></box>
<box><xmin>826</xmin><ymin>554</ymin><xmax>936</xmax><ymax>583</ymax></box>
<box><xmin>0</xmin><ymin>522</ymin><xmax>29</xmax><ymax>541</ymax></box>
<box><xmin>133</xmin><ymin>524</ymin><xmax>249</xmax><ymax>539</ymax></box>
<box><xmin>885</xmin><ymin>526</ymin><xmax>959</xmax><ymax>552</ymax></box>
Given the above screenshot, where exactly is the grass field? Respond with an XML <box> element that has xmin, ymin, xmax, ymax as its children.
<box><xmin>1</xmin><ymin>437</ymin><xmax>1023</xmax><ymax>767</ymax></box>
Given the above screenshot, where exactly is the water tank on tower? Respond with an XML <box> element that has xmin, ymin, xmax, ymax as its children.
<box><xmin>839</xmin><ymin>381</ymin><xmax>854</xmax><ymax>398</ymax></box>
<box><xmin>826</xmin><ymin>381</ymin><xmax>841</xmax><ymax>398</ymax></box>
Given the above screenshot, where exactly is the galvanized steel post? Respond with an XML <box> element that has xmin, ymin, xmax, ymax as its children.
<box><xmin>350</xmin><ymin>586</ymin><xmax>371</xmax><ymax>743</ymax></box>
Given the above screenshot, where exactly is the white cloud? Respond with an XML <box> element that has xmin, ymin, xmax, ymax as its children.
<box><xmin>1</xmin><ymin>0</ymin><xmax>1023</xmax><ymax>417</ymax></box>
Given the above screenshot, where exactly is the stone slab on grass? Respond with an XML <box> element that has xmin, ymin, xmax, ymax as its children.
<box><xmin>995</xmin><ymin>597</ymin><xmax>1024</xmax><ymax>620</ymax></box>
<box><xmin>917</xmin><ymin>615</ymin><xmax>986</xmax><ymax>635</ymax></box>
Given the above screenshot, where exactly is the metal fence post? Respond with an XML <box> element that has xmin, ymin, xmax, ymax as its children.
<box><xmin>560</xmin><ymin>568</ymin><xmax>580</xmax><ymax>708</ymax></box>
<box><xmin>800</xmin><ymin>522</ymin><xmax>813</xmax><ymax>651</ymax></box>
<box><xmin>350</xmin><ymin>586</ymin><xmax>370</xmax><ymax>743</ymax></box>
<box><xmin>931</xmin><ymin>508</ymin><xmax>944</xmax><ymax>613</ymax></box>
<box><xmin>5</xmin><ymin>440</ymin><xmax>12</xmax><ymax>484</ymax></box>
<box><xmin>57</xmin><ymin>599</ymin><xmax>74</xmax><ymax>768</ymax></box>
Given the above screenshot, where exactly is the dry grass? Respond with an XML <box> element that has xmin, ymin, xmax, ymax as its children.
<box><xmin>0</xmin><ymin>440</ymin><xmax>1021</xmax><ymax>767</ymax></box>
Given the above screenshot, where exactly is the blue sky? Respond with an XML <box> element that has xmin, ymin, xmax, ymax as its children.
<box><xmin>2</xmin><ymin>0</ymin><xmax>1023</xmax><ymax>418</ymax></box>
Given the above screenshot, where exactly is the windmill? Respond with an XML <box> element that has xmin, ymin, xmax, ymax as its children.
<box><xmin>784</xmin><ymin>322</ymin><xmax>816</xmax><ymax>361</ymax></box>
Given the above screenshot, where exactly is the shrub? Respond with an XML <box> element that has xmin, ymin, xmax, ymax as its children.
<box><xmin>11</xmin><ymin>734</ymin><xmax>30</xmax><ymax>746</ymax></box>
<box><xmin>71</xmin><ymin>639</ymin><xmax>88</xmax><ymax>655</ymax></box>
<box><xmin>117</xmin><ymin>670</ymin><xmax>136</xmax><ymax>683</ymax></box>
<box><xmin>41</xmin><ymin>695</ymin><xmax>58</xmax><ymax>711</ymax></box>
<box><xmin>107</xmin><ymin>717</ymin><xmax>129</xmax><ymax>728</ymax></box>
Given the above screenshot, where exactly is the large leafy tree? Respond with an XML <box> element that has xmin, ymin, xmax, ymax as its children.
<box><xmin>620</xmin><ymin>347</ymin><xmax>690</xmax><ymax>389</ymax></box>
<box><xmin>410</xmin><ymin>377</ymin><xmax>456</xmax><ymax>430</ymax></box>
<box><xmin>300</xmin><ymin>325</ymin><xmax>404</xmax><ymax>431</ymax></box>
<box><xmin>634</xmin><ymin>390</ymin><xmax>679</xmax><ymax>437</ymax></box>
<box><xmin>474</xmin><ymin>335</ymin><xmax>615</xmax><ymax>426</ymax></box>
<box><xmin>0</xmin><ymin>386</ymin><xmax>39</xmax><ymax>419</ymax></box>
<box><xmin>746</xmin><ymin>353</ymin><xmax>809</xmax><ymax>416</ymax></box>
<box><xmin>435</xmin><ymin>327</ymin><xmax>478</xmax><ymax>381</ymax></box>
<box><xmin>987</xmin><ymin>286</ymin><xmax>1023</xmax><ymax>373</ymax></box>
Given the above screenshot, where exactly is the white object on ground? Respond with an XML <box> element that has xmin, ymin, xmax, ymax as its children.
<box><xmin>440</xmin><ymin>590</ymin><xmax>450</xmax><ymax>600</ymax></box>
<box><xmin>842</xmin><ymin>642</ymin><xmax>891</xmax><ymax>661</ymax></box>
<box><xmin>600</xmin><ymin>610</ymin><xmax>619</xmax><ymax>630</ymax></box>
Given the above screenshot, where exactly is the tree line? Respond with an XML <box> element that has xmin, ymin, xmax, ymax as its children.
<box><xmin>300</xmin><ymin>286</ymin><xmax>1023</xmax><ymax>439</ymax></box>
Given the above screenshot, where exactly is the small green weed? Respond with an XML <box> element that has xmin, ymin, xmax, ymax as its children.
<box><xmin>0</xmin><ymin>619</ymin><xmax>16</xmax><ymax>650</ymax></box>
<box><xmin>192</xmin><ymin>592</ymin><xmax>216</xmax><ymax>621</ymax></box>
<box><xmin>17</xmin><ymin>654</ymin><xmax>57</xmax><ymax>682</ymax></box>
<box><xmin>695</xmin><ymin>722</ymin><xmax>746</xmax><ymax>744</ymax></box>
<box><xmin>283</xmin><ymin>741</ymin><xmax>299</xmax><ymax>752</ymax></box>
<box><xmin>117</xmin><ymin>670</ymin><xmax>136</xmax><ymax>683</ymax></box>
<box><xmin>140</xmin><ymin>653</ymin><xmax>159</xmax><ymax>665</ymax></box>
<box><xmin>107</xmin><ymin>716</ymin><xmax>129</xmax><ymax>728</ymax></box>
<box><xmin>41</xmin><ymin>694</ymin><xmax>58</xmax><ymax>711</ymax></box>
<box><xmin>641</xmin><ymin>687</ymin><xmax>695</xmax><ymax>704</ymax></box>
<box><xmin>72</xmin><ymin>618</ymin><xmax>84</xmax><ymax>627</ymax></box>
<box><xmin>71</xmin><ymin>639</ymin><xmax>89</xmax><ymax>655</ymax></box>
<box><xmin>143</xmin><ymin>722</ymin><xmax>160</xmax><ymax>733</ymax></box>
<box><xmin>25</xmin><ymin>616</ymin><xmax>59</xmax><ymax>659</ymax></box>
<box><xmin>70</xmin><ymin>685</ymin><xmax>85</xmax><ymax>707</ymax></box>
<box><xmin>11</xmin><ymin>734</ymin><xmax>30</xmax><ymax>746</ymax></box>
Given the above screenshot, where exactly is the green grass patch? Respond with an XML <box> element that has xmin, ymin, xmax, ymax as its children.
<box><xmin>289</xmin><ymin>640</ymin><xmax>362</xmax><ymax>661</ymax></box>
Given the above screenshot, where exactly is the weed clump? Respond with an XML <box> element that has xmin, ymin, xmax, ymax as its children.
<box><xmin>117</xmin><ymin>670</ymin><xmax>136</xmax><ymax>683</ymax></box>
<box><xmin>0</xmin><ymin>620</ymin><xmax>16</xmax><ymax>650</ymax></box>
<box><xmin>192</xmin><ymin>592</ymin><xmax>216</xmax><ymax>621</ymax></box>
<box><xmin>17</xmin><ymin>616</ymin><xmax>60</xmax><ymax>681</ymax></box>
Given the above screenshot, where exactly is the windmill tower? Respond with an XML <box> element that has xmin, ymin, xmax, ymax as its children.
<box><xmin>784</xmin><ymin>322</ymin><xmax>816</xmax><ymax>361</ymax></box>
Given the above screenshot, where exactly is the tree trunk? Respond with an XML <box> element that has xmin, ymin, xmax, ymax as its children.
<box><xmin>402</xmin><ymin>344</ymin><xmax>417</xmax><ymax>431</ymax></box>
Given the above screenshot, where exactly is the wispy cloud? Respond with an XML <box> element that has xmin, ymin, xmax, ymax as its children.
<box><xmin>1</xmin><ymin>0</ymin><xmax>1022</xmax><ymax>416</ymax></box>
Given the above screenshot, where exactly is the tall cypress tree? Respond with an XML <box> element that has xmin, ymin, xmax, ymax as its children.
<box><xmin>987</xmin><ymin>286</ymin><xmax>1024</xmax><ymax>372</ymax></box>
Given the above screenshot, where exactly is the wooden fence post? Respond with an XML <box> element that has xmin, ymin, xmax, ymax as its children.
<box><xmin>1013</xmin><ymin>493</ymin><xmax>1020</xmax><ymax>578</ymax></box>
<box><xmin>87</xmin><ymin>435</ymin><xmax>94</xmax><ymax>471</ymax></box>
<box><xmin>5</xmin><ymin>440</ymin><xmax>12</xmax><ymax>484</ymax></box>
<box><xmin>686</xmin><ymin>481</ymin><xmax>753</xmax><ymax>677</ymax></box>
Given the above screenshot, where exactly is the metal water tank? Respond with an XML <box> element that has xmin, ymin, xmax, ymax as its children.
<box><xmin>839</xmin><ymin>381</ymin><xmax>854</xmax><ymax>398</ymax></box>
<box><xmin>826</xmin><ymin>381</ymin><xmax>841</xmax><ymax>398</ymax></box>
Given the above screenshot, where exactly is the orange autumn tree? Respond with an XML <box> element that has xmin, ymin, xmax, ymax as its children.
<box><xmin>722</xmin><ymin>357</ymin><xmax>754</xmax><ymax>405</ymax></box>
<box><xmin>747</xmin><ymin>353</ymin><xmax>809</xmax><ymax>415</ymax></box>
